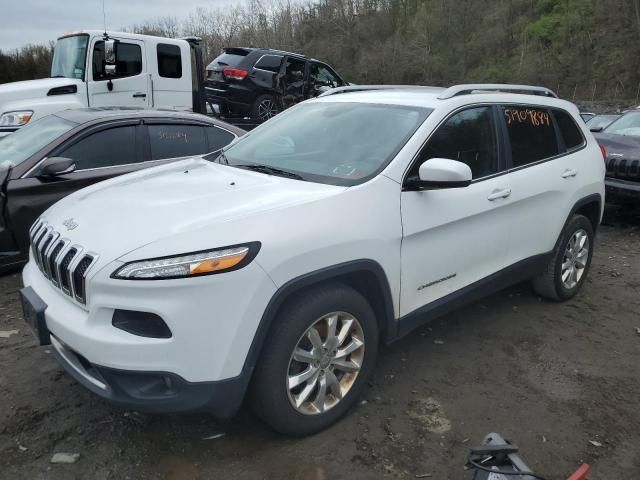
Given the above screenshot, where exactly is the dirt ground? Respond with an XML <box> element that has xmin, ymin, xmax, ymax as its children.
<box><xmin>1</xmin><ymin>208</ymin><xmax>639</xmax><ymax>480</ymax></box>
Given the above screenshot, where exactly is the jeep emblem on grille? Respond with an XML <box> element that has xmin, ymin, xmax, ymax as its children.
<box><xmin>62</xmin><ymin>218</ymin><xmax>78</xmax><ymax>231</ymax></box>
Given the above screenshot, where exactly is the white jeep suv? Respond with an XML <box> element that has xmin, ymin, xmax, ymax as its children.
<box><xmin>21</xmin><ymin>84</ymin><xmax>605</xmax><ymax>436</ymax></box>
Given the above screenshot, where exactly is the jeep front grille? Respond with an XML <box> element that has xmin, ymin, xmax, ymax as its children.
<box><xmin>29</xmin><ymin>220</ymin><xmax>98</xmax><ymax>305</ymax></box>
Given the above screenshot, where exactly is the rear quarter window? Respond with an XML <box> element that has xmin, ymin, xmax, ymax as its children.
<box><xmin>254</xmin><ymin>54</ymin><xmax>283</xmax><ymax>73</ymax></box>
<box><xmin>552</xmin><ymin>109</ymin><xmax>585</xmax><ymax>151</ymax></box>
<box><xmin>502</xmin><ymin>106</ymin><xmax>559</xmax><ymax>167</ymax></box>
<box><xmin>148</xmin><ymin>124</ymin><xmax>208</xmax><ymax>160</ymax></box>
<box><xmin>157</xmin><ymin>43</ymin><xmax>182</xmax><ymax>79</ymax></box>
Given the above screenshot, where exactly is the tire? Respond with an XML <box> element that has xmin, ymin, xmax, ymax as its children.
<box><xmin>251</xmin><ymin>94</ymin><xmax>279</xmax><ymax>122</ymax></box>
<box><xmin>531</xmin><ymin>214</ymin><xmax>594</xmax><ymax>301</ymax></box>
<box><xmin>249</xmin><ymin>283</ymin><xmax>379</xmax><ymax>436</ymax></box>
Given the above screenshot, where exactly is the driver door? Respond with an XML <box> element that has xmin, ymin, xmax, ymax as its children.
<box><xmin>307</xmin><ymin>62</ymin><xmax>343</xmax><ymax>98</ymax></box>
<box><xmin>399</xmin><ymin>105</ymin><xmax>512</xmax><ymax>317</ymax></box>
<box><xmin>87</xmin><ymin>38</ymin><xmax>150</xmax><ymax>108</ymax></box>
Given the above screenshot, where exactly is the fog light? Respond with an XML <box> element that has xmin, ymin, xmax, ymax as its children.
<box><xmin>112</xmin><ymin>310</ymin><xmax>172</xmax><ymax>338</ymax></box>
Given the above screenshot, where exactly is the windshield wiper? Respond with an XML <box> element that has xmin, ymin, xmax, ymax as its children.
<box><xmin>236</xmin><ymin>164</ymin><xmax>305</xmax><ymax>181</ymax></box>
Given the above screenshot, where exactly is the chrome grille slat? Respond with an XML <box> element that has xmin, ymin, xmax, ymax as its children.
<box><xmin>29</xmin><ymin>221</ymin><xmax>98</xmax><ymax>306</ymax></box>
<box><xmin>35</xmin><ymin>227</ymin><xmax>53</xmax><ymax>270</ymax></box>
<box><xmin>31</xmin><ymin>223</ymin><xmax>48</xmax><ymax>266</ymax></box>
<box><xmin>42</xmin><ymin>232</ymin><xmax>61</xmax><ymax>279</ymax></box>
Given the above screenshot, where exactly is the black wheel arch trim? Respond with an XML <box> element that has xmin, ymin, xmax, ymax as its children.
<box><xmin>236</xmin><ymin>259</ymin><xmax>396</xmax><ymax>400</ymax></box>
<box><xmin>561</xmin><ymin>193</ymin><xmax>602</xmax><ymax>240</ymax></box>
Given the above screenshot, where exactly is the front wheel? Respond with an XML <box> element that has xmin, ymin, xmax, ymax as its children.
<box><xmin>531</xmin><ymin>214</ymin><xmax>594</xmax><ymax>301</ymax></box>
<box><xmin>249</xmin><ymin>283</ymin><xmax>378</xmax><ymax>436</ymax></box>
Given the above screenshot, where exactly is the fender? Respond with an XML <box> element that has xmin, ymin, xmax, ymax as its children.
<box><xmin>558</xmin><ymin>193</ymin><xmax>602</xmax><ymax>244</ymax></box>
<box><xmin>236</xmin><ymin>259</ymin><xmax>396</xmax><ymax>392</ymax></box>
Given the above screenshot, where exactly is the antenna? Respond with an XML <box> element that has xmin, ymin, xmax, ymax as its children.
<box><xmin>102</xmin><ymin>0</ymin><xmax>107</xmax><ymax>35</ymax></box>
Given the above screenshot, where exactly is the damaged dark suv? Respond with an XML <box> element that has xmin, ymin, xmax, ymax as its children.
<box><xmin>205</xmin><ymin>47</ymin><xmax>347</xmax><ymax>122</ymax></box>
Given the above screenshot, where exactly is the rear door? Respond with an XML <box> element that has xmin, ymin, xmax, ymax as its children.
<box><xmin>499</xmin><ymin>105</ymin><xmax>585</xmax><ymax>265</ymax></box>
<box><xmin>87</xmin><ymin>38</ymin><xmax>150</xmax><ymax>108</ymax></box>
<box><xmin>281</xmin><ymin>56</ymin><xmax>308</xmax><ymax>109</ymax></box>
<box><xmin>144</xmin><ymin>121</ymin><xmax>237</xmax><ymax>159</ymax></box>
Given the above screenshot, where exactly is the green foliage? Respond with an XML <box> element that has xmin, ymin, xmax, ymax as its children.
<box><xmin>1</xmin><ymin>0</ymin><xmax>638</xmax><ymax>100</ymax></box>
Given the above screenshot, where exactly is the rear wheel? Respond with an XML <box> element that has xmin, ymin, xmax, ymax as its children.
<box><xmin>251</xmin><ymin>94</ymin><xmax>279</xmax><ymax>122</ymax></box>
<box><xmin>249</xmin><ymin>283</ymin><xmax>378</xmax><ymax>436</ymax></box>
<box><xmin>531</xmin><ymin>214</ymin><xmax>594</xmax><ymax>301</ymax></box>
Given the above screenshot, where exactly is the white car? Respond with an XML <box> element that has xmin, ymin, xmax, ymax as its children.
<box><xmin>21</xmin><ymin>84</ymin><xmax>605</xmax><ymax>436</ymax></box>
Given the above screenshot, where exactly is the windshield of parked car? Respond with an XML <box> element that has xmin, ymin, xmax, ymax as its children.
<box><xmin>0</xmin><ymin>115</ymin><xmax>77</xmax><ymax>169</ymax></box>
<box><xmin>603</xmin><ymin>111</ymin><xmax>640</xmax><ymax>137</ymax></box>
<box><xmin>587</xmin><ymin>114</ymin><xmax>619</xmax><ymax>131</ymax></box>
<box><xmin>219</xmin><ymin>102</ymin><xmax>431</xmax><ymax>186</ymax></box>
<box><xmin>51</xmin><ymin>34</ymin><xmax>89</xmax><ymax>80</ymax></box>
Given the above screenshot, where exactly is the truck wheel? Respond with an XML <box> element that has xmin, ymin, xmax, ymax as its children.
<box><xmin>249</xmin><ymin>283</ymin><xmax>378</xmax><ymax>436</ymax></box>
<box><xmin>251</xmin><ymin>94</ymin><xmax>279</xmax><ymax>122</ymax></box>
<box><xmin>531</xmin><ymin>214</ymin><xmax>594</xmax><ymax>301</ymax></box>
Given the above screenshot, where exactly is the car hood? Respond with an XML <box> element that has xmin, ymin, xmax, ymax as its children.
<box><xmin>40</xmin><ymin>157</ymin><xmax>345</xmax><ymax>265</ymax></box>
<box><xmin>0</xmin><ymin>78</ymin><xmax>83</xmax><ymax>110</ymax></box>
<box><xmin>594</xmin><ymin>132</ymin><xmax>640</xmax><ymax>158</ymax></box>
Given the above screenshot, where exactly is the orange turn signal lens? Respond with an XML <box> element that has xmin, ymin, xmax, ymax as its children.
<box><xmin>190</xmin><ymin>250</ymin><xmax>248</xmax><ymax>274</ymax></box>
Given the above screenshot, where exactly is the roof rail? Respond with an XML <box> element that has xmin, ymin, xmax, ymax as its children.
<box><xmin>438</xmin><ymin>84</ymin><xmax>558</xmax><ymax>99</ymax></box>
<box><xmin>319</xmin><ymin>85</ymin><xmax>445</xmax><ymax>97</ymax></box>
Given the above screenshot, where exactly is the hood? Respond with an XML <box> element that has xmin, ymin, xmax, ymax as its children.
<box><xmin>40</xmin><ymin>157</ymin><xmax>345</xmax><ymax>264</ymax></box>
<box><xmin>0</xmin><ymin>78</ymin><xmax>83</xmax><ymax>110</ymax></box>
<box><xmin>594</xmin><ymin>132</ymin><xmax>640</xmax><ymax>158</ymax></box>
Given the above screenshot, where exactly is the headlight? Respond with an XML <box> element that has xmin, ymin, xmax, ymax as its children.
<box><xmin>0</xmin><ymin>110</ymin><xmax>34</xmax><ymax>127</ymax></box>
<box><xmin>112</xmin><ymin>243</ymin><xmax>260</xmax><ymax>280</ymax></box>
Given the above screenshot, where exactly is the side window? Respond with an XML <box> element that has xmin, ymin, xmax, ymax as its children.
<box><xmin>309</xmin><ymin>63</ymin><xmax>341</xmax><ymax>87</ymax></box>
<box><xmin>148</xmin><ymin>125</ymin><xmax>208</xmax><ymax>160</ymax></box>
<box><xmin>502</xmin><ymin>106</ymin><xmax>559</xmax><ymax>167</ymax></box>
<box><xmin>206</xmin><ymin>126</ymin><xmax>236</xmax><ymax>152</ymax></box>
<box><xmin>93</xmin><ymin>41</ymin><xmax>142</xmax><ymax>80</ymax></box>
<box><xmin>157</xmin><ymin>44</ymin><xmax>182</xmax><ymax>79</ymax></box>
<box><xmin>254</xmin><ymin>54</ymin><xmax>283</xmax><ymax>73</ymax></box>
<box><xmin>60</xmin><ymin>126</ymin><xmax>138</xmax><ymax>169</ymax></box>
<box><xmin>413</xmin><ymin>106</ymin><xmax>499</xmax><ymax>179</ymax></box>
<box><xmin>552</xmin><ymin>109</ymin><xmax>584</xmax><ymax>151</ymax></box>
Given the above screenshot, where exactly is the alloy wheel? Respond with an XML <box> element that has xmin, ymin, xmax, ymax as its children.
<box><xmin>561</xmin><ymin>229</ymin><xmax>589</xmax><ymax>289</ymax></box>
<box><xmin>286</xmin><ymin>311</ymin><xmax>365</xmax><ymax>415</ymax></box>
<box><xmin>257</xmin><ymin>99</ymin><xmax>278</xmax><ymax>121</ymax></box>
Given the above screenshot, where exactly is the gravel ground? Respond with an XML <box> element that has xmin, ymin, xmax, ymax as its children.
<box><xmin>1</xmin><ymin>211</ymin><xmax>639</xmax><ymax>480</ymax></box>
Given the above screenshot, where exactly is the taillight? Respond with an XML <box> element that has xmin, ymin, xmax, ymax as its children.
<box><xmin>223</xmin><ymin>67</ymin><xmax>248</xmax><ymax>80</ymax></box>
<box><xmin>600</xmin><ymin>144</ymin><xmax>606</xmax><ymax>160</ymax></box>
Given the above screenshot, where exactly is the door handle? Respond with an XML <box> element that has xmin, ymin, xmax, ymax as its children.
<box><xmin>487</xmin><ymin>188</ymin><xmax>512</xmax><ymax>201</ymax></box>
<box><xmin>132</xmin><ymin>92</ymin><xmax>147</xmax><ymax>98</ymax></box>
<box><xmin>561</xmin><ymin>169</ymin><xmax>578</xmax><ymax>178</ymax></box>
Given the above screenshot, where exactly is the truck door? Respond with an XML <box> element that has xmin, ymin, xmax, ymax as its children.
<box><xmin>87</xmin><ymin>38</ymin><xmax>150</xmax><ymax>108</ymax></box>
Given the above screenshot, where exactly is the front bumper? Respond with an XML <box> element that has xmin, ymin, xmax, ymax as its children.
<box><xmin>605</xmin><ymin>177</ymin><xmax>640</xmax><ymax>199</ymax></box>
<box><xmin>49</xmin><ymin>334</ymin><xmax>246</xmax><ymax>415</ymax></box>
<box><xmin>22</xmin><ymin>255</ymin><xmax>277</xmax><ymax>413</ymax></box>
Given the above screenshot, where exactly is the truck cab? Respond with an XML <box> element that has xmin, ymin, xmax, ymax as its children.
<box><xmin>0</xmin><ymin>31</ymin><xmax>204</xmax><ymax>138</ymax></box>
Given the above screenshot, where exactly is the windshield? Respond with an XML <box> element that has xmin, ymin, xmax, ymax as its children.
<box><xmin>603</xmin><ymin>111</ymin><xmax>640</xmax><ymax>137</ymax></box>
<box><xmin>587</xmin><ymin>114</ymin><xmax>619</xmax><ymax>130</ymax></box>
<box><xmin>51</xmin><ymin>34</ymin><xmax>89</xmax><ymax>80</ymax></box>
<box><xmin>219</xmin><ymin>102</ymin><xmax>431</xmax><ymax>186</ymax></box>
<box><xmin>0</xmin><ymin>115</ymin><xmax>76</xmax><ymax>170</ymax></box>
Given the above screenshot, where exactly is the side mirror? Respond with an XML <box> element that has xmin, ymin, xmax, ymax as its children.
<box><xmin>104</xmin><ymin>39</ymin><xmax>117</xmax><ymax>77</ymax></box>
<box><xmin>407</xmin><ymin>158</ymin><xmax>472</xmax><ymax>190</ymax></box>
<box><xmin>590</xmin><ymin>126</ymin><xmax>603</xmax><ymax>133</ymax></box>
<box><xmin>38</xmin><ymin>157</ymin><xmax>76</xmax><ymax>177</ymax></box>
